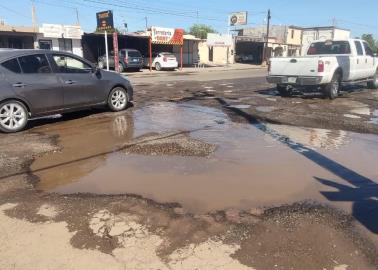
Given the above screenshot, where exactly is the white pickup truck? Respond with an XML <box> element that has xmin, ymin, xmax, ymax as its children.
<box><xmin>267</xmin><ymin>39</ymin><xmax>378</xmax><ymax>99</ymax></box>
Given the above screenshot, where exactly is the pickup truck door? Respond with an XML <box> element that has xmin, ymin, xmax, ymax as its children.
<box><xmin>351</xmin><ymin>40</ymin><xmax>365</xmax><ymax>80</ymax></box>
<box><xmin>362</xmin><ymin>42</ymin><xmax>376</xmax><ymax>78</ymax></box>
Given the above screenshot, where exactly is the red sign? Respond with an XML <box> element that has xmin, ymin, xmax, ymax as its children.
<box><xmin>151</xmin><ymin>27</ymin><xmax>184</xmax><ymax>45</ymax></box>
<box><xmin>113</xmin><ymin>32</ymin><xmax>120</xmax><ymax>72</ymax></box>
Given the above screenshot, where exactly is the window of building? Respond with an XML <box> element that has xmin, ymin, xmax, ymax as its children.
<box><xmin>18</xmin><ymin>54</ymin><xmax>51</xmax><ymax>74</ymax></box>
<box><xmin>1</xmin><ymin>58</ymin><xmax>21</xmax><ymax>73</ymax></box>
<box><xmin>52</xmin><ymin>54</ymin><xmax>92</xmax><ymax>73</ymax></box>
<box><xmin>291</xmin><ymin>29</ymin><xmax>295</xmax><ymax>39</ymax></box>
<box><xmin>39</xmin><ymin>40</ymin><xmax>53</xmax><ymax>50</ymax></box>
<box><xmin>58</xmin><ymin>38</ymin><xmax>73</xmax><ymax>53</ymax></box>
<box><xmin>354</xmin><ymin>41</ymin><xmax>363</xmax><ymax>56</ymax></box>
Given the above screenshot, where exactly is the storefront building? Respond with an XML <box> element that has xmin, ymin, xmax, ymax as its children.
<box><xmin>198</xmin><ymin>33</ymin><xmax>234</xmax><ymax>66</ymax></box>
<box><xmin>36</xmin><ymin>24</ymin><xmax>83</xmax><ymax>57</ymax></box>
<box><xmin>0</xmin><ymin>23</ymin><xmax>37</xmax><ymax>49</ymax></box>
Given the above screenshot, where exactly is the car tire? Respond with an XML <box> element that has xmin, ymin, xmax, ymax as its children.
<box><xmin>0</xmin><ymin>100</ymin><xmax>29</xmax><ymax>133</ymax></box>
<box><xmin>118</xmin><ymin>63</ymin><xmax>125</xmax><ymax>73</ymax></box>
<box><xmin>367</xmin><ymin>69</ymin><xmax>378</xmax><ymax>89</ymax></box>
<box><xmin>155</xmin><ymin>62</ymin><xmax>162</xmax><ymax>71</ymax></box>
<box><xmin>323</xmin><ymin>72</ymin><xmax>341</xmax><ymax>100</ymax></box>
<box><xmin>98</xmin><ymin>61</ymin><xmax>104</xmax><ymax>69</ymax></box>
<box><xmin>277</xmin><ymin>85</ymin><xmax>292</xmax><ymax>97</ymax></box>
<box><xmin>108</xmin><ymin>87</ymin><xmax>129</xmax><ymax>112</ymax></box>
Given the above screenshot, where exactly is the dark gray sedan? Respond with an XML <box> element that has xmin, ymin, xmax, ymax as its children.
<box><xmin>0</xmin><ymin>49</ymin><xmax>133</xmax><ymax>133</ymax></box>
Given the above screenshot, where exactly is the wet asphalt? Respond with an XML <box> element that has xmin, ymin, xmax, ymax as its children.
<box><xmin>0</xmin><ymin>68</ymin><xmax>378</xmax><ymax>269</ymax></box>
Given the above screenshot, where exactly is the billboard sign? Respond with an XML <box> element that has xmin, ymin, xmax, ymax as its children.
<box><xmin>40</xmin><ymin>24</ymin><xmax>82</xmax><ymax>39</ymax></box>
<box><xmin>151</xmin><ymin>27</ymin><xmax>184</xmax><ymax>45</ymax></box>
<box><xmin>207</xmin><ymin>33</ymin><xmax>233</xmax><ymax>47</ymax></box>
<box><xmin>229</xmin><ymin>11</ymin><xmax>248</xmax><ymax>26</ymax></box>
<box><xmin>96</xmin><ymin>10</ymin><xmax>114</xmax><ymax>31</ymax></box>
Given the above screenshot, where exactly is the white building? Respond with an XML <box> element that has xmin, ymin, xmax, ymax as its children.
<box><xmin>35</xmin><ymin>24</ymin><xmax>83</xmax><ymax>57</ymax></box>
<box><xmin>198</xmin><ymin>33</ymin><xmax>234</xmax><ymax>65</ymax></box>
<box><xmin>301</xmin><ymin>26</ymin><xmax>350</xmax><ymax>55</ymax></box>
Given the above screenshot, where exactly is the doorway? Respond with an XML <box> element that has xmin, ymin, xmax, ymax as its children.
<box><xmin>209</xmin><ymin>46</ymin><xmax>214</xmax><ymax>62</ymax></box>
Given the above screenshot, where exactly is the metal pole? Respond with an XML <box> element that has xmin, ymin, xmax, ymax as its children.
<box><xmin>105</xmin><ymin>31</ymin><xmax>109</xmax><ymax>71</ymax></box>
<box><xmin>180</xmin><ymin>45</ymin><xmax>183</xmax><ymax>70</ymax></box>
<box><xmin>149</xmin><ymin>37</ymin><xmax>152</xmax><ymax>72</ymax></box>
<box><xmin>263</xmin><ymin>9</ymin><xmax>271</xmax><ymax>63</ymax></box>
<box><xmin>75</xmin><ymin>8</ymin><xmax>80</xmax><ymax>25</ymax></box>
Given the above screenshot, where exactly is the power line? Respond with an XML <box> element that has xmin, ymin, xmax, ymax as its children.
<box><xmin>83</xmin><ymin>0</ymin><xmax>225</xmax><ymax>21</ymax></box>
<box><xmin>0</xmin><ymin>3</ymin><xmax>32</xmax><ymax>19</ymax></box>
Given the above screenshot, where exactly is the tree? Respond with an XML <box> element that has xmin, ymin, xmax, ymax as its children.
<box><xmin>361</xmin><ymin>34</ymin><xmax>378</xmax><ymax>52</ymax></box>
<box><xmin>189</xmin><ymin>24</ymin><xmax>216</xmax><ymax>39</ymax></box>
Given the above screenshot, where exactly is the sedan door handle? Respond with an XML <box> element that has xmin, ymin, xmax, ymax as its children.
<box><xmin>64</xmin><ymin>80</ymin><xmax>77</xmax><ymax>85</ymax></box>
<box><xmin>12</xmin><ymin>83</ymin><xmax>28</xmax><ymax>88</ymax></box>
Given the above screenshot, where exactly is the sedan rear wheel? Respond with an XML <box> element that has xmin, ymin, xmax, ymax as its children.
<box><xmin>0</xmin><ymin>101</ymin><xmax>28</xmax><ymax>133</ymax></box>
<box><xmin>108</xmin><ymin>87</ymin><xmax>129</xmax><ymax>112</ymax></box>
<box><xmin>155</xmin><ymin>62</ymin><xmax>162</xmax><ymax>71</ymax></box>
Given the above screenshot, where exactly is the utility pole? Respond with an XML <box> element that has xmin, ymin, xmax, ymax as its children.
<box><xmin>144</xmin><ymin>17</ymin><xmax>148</xmax><ymax>31</ymax></box>
<box><xmin>332</xmin><ymin>17</ymin><xmax>337</xmax><ymax>27</ymax></box>
<box><xmin>263</xmin><ymin>9</ymin><xmax>271</xmax><ymax>63</ymax></box>
<box><xmin>31</xmin><ymin>0</ymin><xmax>37</xmax><ymax>31</ymax></box>
<box><xmin>75</xmin><ymin>8</ymin><xmax>80</xmax><ymax>25</ymax></box>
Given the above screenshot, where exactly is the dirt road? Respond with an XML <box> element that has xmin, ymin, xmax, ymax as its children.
<box><xmin>0</xmin><ymin>68</ymin><xmax>377</xmax><ymax>270</ymax></box>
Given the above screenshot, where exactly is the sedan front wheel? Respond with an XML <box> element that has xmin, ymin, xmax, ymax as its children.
<box><xmin>0</xmin><ymin>100</ymin><xmax>29</xmax><ymax>133</ymax></box>
<box><xmin>108</xmin><ymin>87</ymin><xmax>129</xmax><ymax>112</ymax></box>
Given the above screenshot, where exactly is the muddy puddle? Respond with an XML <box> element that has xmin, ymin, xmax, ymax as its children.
<box><xmin>31</xmin><ymin>103</ymin><xmax>378</xmax><ymax>222</ymax></box>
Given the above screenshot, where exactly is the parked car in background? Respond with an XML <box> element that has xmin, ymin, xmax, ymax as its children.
<box><xmin>235</xmin><ymin>54</ymin><xmax>254</xmax><ymax>63</ymax></box>
<box><xmin>0</xmin><ymin>49</ymin><xmax>133</xmax><ymax>133</ymax></box>
<box><xmin>98</xmin><ymin>49</ymin><xmax>143</xmax><ymax>72</ymax></box>
<box><xmin>267</xmin><ymin>39</ymin><xmax>378</xmax><ymax>99</ymax></box>
<box><xmin>144</xmin><ymin>52</ymin><xmax>178</xmax><ymax>71</ymax></box>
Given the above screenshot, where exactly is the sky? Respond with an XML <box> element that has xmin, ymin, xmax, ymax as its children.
<box><xmin>1</xmin><ymin>0</ymin><xmax>378</xmax><ymax>38</ymax></box>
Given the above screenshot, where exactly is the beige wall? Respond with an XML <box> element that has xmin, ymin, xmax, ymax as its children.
<box><xmin>286</xmin><ymin>28</ymin><xmax>302</xmax><ymax>46</ymax></box>
<box><xmin>198</xmin><ymin>41</ymin><xmax>235</xmax><ymax>65</ymax></box>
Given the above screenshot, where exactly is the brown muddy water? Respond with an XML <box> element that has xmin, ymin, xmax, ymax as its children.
<box><xmin>31</xmin><ymin>103</ymin><xmax>378</xmax><ymax>227</ymax></box>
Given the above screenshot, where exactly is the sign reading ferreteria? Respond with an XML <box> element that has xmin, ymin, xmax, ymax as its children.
<box><xmin>96</xmin><ymin>10</ymin><xmax>114</xmax><ymax>31</ymax></box>
<box><xmin>151</xmin><ymin>27</ymin><xmax>184</xmax><ymax>45</ymax></box>
<box><xmin>229</xmin><ymin>11</ymin><xmax>248</xmax><ymax>26</ymax></box>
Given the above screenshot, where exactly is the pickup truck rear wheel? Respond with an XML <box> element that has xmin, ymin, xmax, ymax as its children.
<box><xmin>277</xmin><ymin>85</ymin><xmax>292</xmax><ymax>97</ymax></box>
<box><xmin>367</xmin><ymin>69</ymin><xmax>378</xmax><ymax>89</ymax></box>
<box><xmin>323</xmin><ymin>72</ymin><xmax>341</xmax><ymax>99</ymax></box>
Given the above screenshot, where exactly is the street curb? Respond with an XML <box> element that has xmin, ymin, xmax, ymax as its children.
<box><xmin>124</xmin><ymin>66</ymin><xmax>266</xmax><ymax>77</ymax></box>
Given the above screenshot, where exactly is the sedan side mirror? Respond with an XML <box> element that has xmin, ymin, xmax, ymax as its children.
<box><xmin>93</xmin><ymin>66</ymin><xmax>101</xmax><ymax>77</ymax></box>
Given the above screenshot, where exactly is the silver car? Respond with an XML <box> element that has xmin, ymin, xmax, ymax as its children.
<box><xmin>0</xmin><ymin>49</ymin><xmax>134</xmax><ymax>133</ymax></box>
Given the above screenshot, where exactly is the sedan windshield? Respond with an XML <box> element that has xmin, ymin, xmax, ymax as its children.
<box><xmin>307</xmin><ymin>41</ymin><xmax>351</xmax><ymax>55</ymax></box>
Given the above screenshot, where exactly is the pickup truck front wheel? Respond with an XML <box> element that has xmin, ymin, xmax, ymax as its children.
<box><xmin>323</xmin><ymin>73</ymin><xmax>341</xmax><ymax>100</ymax></box>
<box><xmin>367</xmin><ymin>69</ymin><xmax>378</xmax><ymax>89</ymax></box>
<box><xmin>277</xmin><ymin>85</ymin><xmax>292</xmax><ymax>97</ymax></box>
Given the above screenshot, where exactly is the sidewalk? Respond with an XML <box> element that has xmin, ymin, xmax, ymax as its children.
<box><xmin>124</xmin><ymin>63</ymin><xmax>266</xmax><ymax>77</ymax></box>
